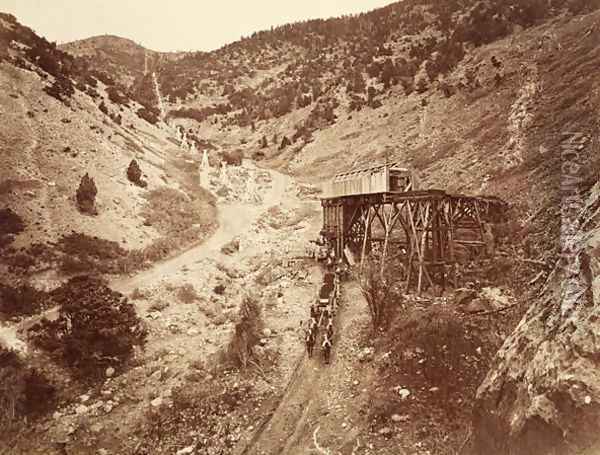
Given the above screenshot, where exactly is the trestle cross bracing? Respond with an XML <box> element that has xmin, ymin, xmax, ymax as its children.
<box><xmin>321</xmin><ymin>190</ymin><xmax>508</xmax><ymax>295</ymax></box>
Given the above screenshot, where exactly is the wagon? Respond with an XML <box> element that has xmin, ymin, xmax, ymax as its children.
<box><xmin>323</xmin><ymin>272</ymin><xmax>335</xmax><ymax>286</ymax></box>
<box><xmin>318</xmin><ymin>283</ymin><xmax>334</xmax><ymax>306</ymax></box>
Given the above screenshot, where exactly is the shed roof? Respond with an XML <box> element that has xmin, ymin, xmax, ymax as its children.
<box><xmin>332</xmin><ymin>161</ymin><xmax>409</xmax><ymax>181</ymax></box>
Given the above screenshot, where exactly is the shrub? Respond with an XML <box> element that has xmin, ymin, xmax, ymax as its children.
<box><xmin>0</xmin><ymin>283</ymin><xmax>45</xmax><ymax>318</ymax></box>
<box><xmin>76</xmin><ymin>173</ymin><xmax>97</xmax><ymax>214</ymax></box>
<box><xmin>176</xmin><ymin>284</ymin><xmax>199</xmax><ymax>304</ymax></box>
<box><xmin>356</xmin><ymin>258</ymin><xmax>397</xmax><ymax>330</ymax></box>
<box><xmin>98</xmin><ymin>100</ymin><xmax>108</xmax><ymax>115</ymax></box>
<box><xmin>106</xmin><ymin>85</ymin><xmax>129</xmax><ymax>106</ymax></box>
<box><xmin>222</xmin><ymin>150</ymin><xmax>243</xmax><ymax>166</ymax></box>
<box><xmin>43</xmin><ymin>76</ymin><xmax>74</xmax><ymax>104</ymax></box>
<box><xmin>58</xmin><ymin>231</ymin><xmax>133</xmax><ymax>275</ymax></box>
<box><xmin>141</xmin><ymin>186</ymin><xmax>216</xmax><ymax>237</ymax></box>
<box><xmin>213</xmin><ymin>284</ymin><xmax>226</xmax><ymax>295</ymax></box>
<box><xmin>279</xmin><ymin>136</ymin><xmax>291</xmax><ymax>150</ymax></box>
<box><xmin>130</xmin><ymin>287</ymin><xmax>148</xmax><ymax>300</ymax></box>
<box><xmin>127</xmin><ymin>159</ymin><xmax>146</xmax><ymax>187</ymax></box>
<box><xmin>224</xmin><ymin>295</ymin><xmax>263</xmax><ymax>368</ymax></box>
<box><xmin>57</xmin><ymin>232</ymin><xmax>127</xmax><ymax>267</ymax></box>
<box><xmin>0</xmin><ymin>347</ymin><xmax>56</xmax><ymax>428</ymax></box>
<box><xmin>0</xmin><ymin>208</ymin><xmax>25</xmax><ymax>248</ymax></box>
<box><xmin>29</xmin><ymin>276</ymin><xmax>147</xmax><ymax>380</ymax></box>
<box><xmin>111</xmin><ymin>113</ymin><xmax>122</xmax><ymax>125</ymax></box>
<box><xmin>137</xmin><ymin>106</ymin><xmax>160</xmax><ymax>125</ymax></box>
<box><xmin>438</xmin><ymin>79</ymin><xmax>455</xmax><ymax>98</ymax></box>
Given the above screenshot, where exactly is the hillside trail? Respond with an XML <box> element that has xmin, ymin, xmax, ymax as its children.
<box><xmin>111</xmin><ymin>166</ymin><xmax>290</xmax><ymax>294</ymax></box>
<box><xmin>237</xmin><ymin>282</ymin><xmax>367</xmax><ymax>455</ymax></box>
<box><xmin>1</xmin><ymin>164</ymin><xmax>290</xmax><ymax>354</ymax></box>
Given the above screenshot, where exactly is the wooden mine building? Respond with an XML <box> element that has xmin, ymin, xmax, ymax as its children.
<box><xmin>320</xmin><ymin>162</ymin><xmax>508</xmax><ymax>294</ymax></box>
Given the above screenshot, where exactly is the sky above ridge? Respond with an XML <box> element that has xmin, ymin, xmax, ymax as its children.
<box><xmin>1</xmin><ymin>0</ymin><xmax>396</xmax><ymax>52</ymax></box>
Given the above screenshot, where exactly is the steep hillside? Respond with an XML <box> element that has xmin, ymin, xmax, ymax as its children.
<box><xmin>2</xmin><ymin>2</ymin><xmax>600</xmax><ymax>455</ymax></box>
<box><xmin>60</xmin><ymin>35</ymin><xmax>154</xmax><ymax>88</ymax></box>
<box><xmin>133</xmin><ymin>1</ymin><xmax>600</xmax><ymax>256</ymax></box>
<box><xmin>0</xmin><ymin>13</ymin><xmax>217</xmax><ymax>284</ymax></box>
<box><xmin>139</xmin><ymin>4</ymin><xmax>599</xmax><ymax>454</ymax></box>
<box><xmin>60</xmin><ymin>35</ymin><xmax>186</xmax><ymax>95</ymax></box>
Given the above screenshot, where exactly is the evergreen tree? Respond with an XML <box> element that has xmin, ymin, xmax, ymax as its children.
<box><xmin>76</xmin><ymin>173</ymin><xmax>97</xmax><ymax>214</ymax></box>
<box><xmin>98</xmin><ymin>100</ymin><xmax>108</xmax><ymax>116</ymax></box>
<box><xmin>127</xmin><ymin>159</ymin><xmax>142</xmax><ymax>184</ymax></box>
<box><xmin>279</xmin><ymin>136</ymin><xmax>291</xmax><ymax>150</ymax></box>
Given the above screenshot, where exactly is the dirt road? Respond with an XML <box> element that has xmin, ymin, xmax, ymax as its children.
<box><xmin>237</xmin><ymin>283</ymin><xmax>368</xmax><ymax>455</ymax></box>
<box><xmin>111</xmin><ymin>166</ymin><xmax>290</xmax><ymax>293</ymax></box>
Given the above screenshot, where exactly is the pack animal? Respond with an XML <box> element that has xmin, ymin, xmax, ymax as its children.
<box><xmin>326</xmin><ymin>318</ymin><xmax>334</xmax><ymax>339</ymax></box>
<box><xmin>322</xmin><ymin>335</ymin><xmax>332</xmax><ymax>364</ymax></box>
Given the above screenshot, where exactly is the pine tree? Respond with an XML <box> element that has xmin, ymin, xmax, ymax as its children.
<box><xmin>279</xmin><ymin>136</ymin><xmax>291</xmax><ymax>150</ymax></box>
<box><xmin>98</xmin><ymin>100</ymin><xmax>108</xmax><ymax>116</ymax></box>
<box><xmin>76</xmin><ymin>173</ymin><xmax>97</xmax><ymax>214</ymax></box>
<box><xmin>127</xmin><ymin>159</ymin><xmax>142</xmax><ymax>184</ymax></box>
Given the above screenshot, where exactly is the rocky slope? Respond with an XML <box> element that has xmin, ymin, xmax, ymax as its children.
<box><xmin>1</xmin><ymin>1</ymin><xmax>600</xmax><ymax>454</ymax></box>
<box><xmin>473</xmin><ymin>183</ymin><xmax>600</xmax><ymax>455</ymax></box>
<box><xmin>0</xmin><ymin>13</ymin><xmax>217</xmax><ymax>284</ymax></box>
<box><xmin>60</xmin><ymin>35</ymin><xmax>186</xmax><ymax>95</ymax></box>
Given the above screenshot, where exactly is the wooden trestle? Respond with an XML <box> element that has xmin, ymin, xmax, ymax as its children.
<box><xmin>321</xmin><ymin>190</ymin><xmax>508</xmax><ymax>294</ymax></box>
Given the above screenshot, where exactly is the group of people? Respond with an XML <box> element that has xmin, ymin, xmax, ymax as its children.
<box><xmin>304</xmin><ymin>269</ymin><xmax>342</xmax><ymax>364</ymax></box>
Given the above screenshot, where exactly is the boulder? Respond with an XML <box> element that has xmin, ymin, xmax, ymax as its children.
<box><xmin>221</xmin><ymin>239</ymin><xmax>240</xmax><ymax>255</ymax></box>
<box><xmin>358</xmin><ymin>347</ymin><xmax>375</xmax><ymax>363</ymax></box>
<box><xmin>454</xmin><ymin>288</ymin><xmax>477</xmax><ymax>306</ymax></box>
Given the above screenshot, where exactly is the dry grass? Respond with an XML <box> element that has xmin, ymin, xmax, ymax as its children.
<box><xmin>90</xmin><ymin>185</ymin><xmax>222</xmax><ymax>273</ymax></box>
<box><xmin>0</xmin><ymin>347</ymin><xmax>56</xmax><ymax>432</ymax></box>
<box><xmin>130</xmin><ymin>287</ymin><xmax>149</xmax><ymax>300</ymax></box>
<box><xmin>141</xmin><ymin>186</ymin><xmax>215</xmax><ymax>236</ymax></box>
<box><xmin>356</xmin><ymin>257</ymin><xmax>398</xmax><ymax>329</ymax></box>
<box><xmin>176</xmin><ymin>283</ymin><xmax>199</xmax><ymax>304</ymax></box>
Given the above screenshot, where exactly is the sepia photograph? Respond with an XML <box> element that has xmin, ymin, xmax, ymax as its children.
<box><xmin>0</xmin><ymin>1</ymin><xmax>599</xmax><ymax>454</ymax></box>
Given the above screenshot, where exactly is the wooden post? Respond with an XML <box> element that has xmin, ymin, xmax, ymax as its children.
<box><xmin>406</xmin><ymin>201</ymin><xmax>419</xmax><ymax>293</ymax></box>
<box><xmin>338</xmin><ymin>204</ymin><xmax>342</xmax><ymax>258</ymax></box>
<box><xmin>416</xmin><ymin>204</ymin><xmax>430</xmax><ymax>295</ymax></box>
<box><xmin>360</xmin><ymin>207</ymin><xmax>371</xmax><ymax>272</ymax></box>
<box><xmin>380</xmin><ymin>205</ymin><xmax>400</xmax><ymax>278</ymax></box>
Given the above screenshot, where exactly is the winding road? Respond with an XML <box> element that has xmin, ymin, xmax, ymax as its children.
<box><xmin>111</xmin><ymin>166</ymin><xmax>289</xmax><ymax>293</ymax></box>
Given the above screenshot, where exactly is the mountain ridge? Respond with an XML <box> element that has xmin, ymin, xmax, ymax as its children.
<box><xmin>1</xmin><ymin>3</ymin><xmax>600</xmax><ymax>454</ymax></box>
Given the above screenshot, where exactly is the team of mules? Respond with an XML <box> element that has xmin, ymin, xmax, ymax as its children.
<box><xmin>304</xmin><ymin>267</ymin><xmax>342</xmax><ymax>365</ymax></box>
